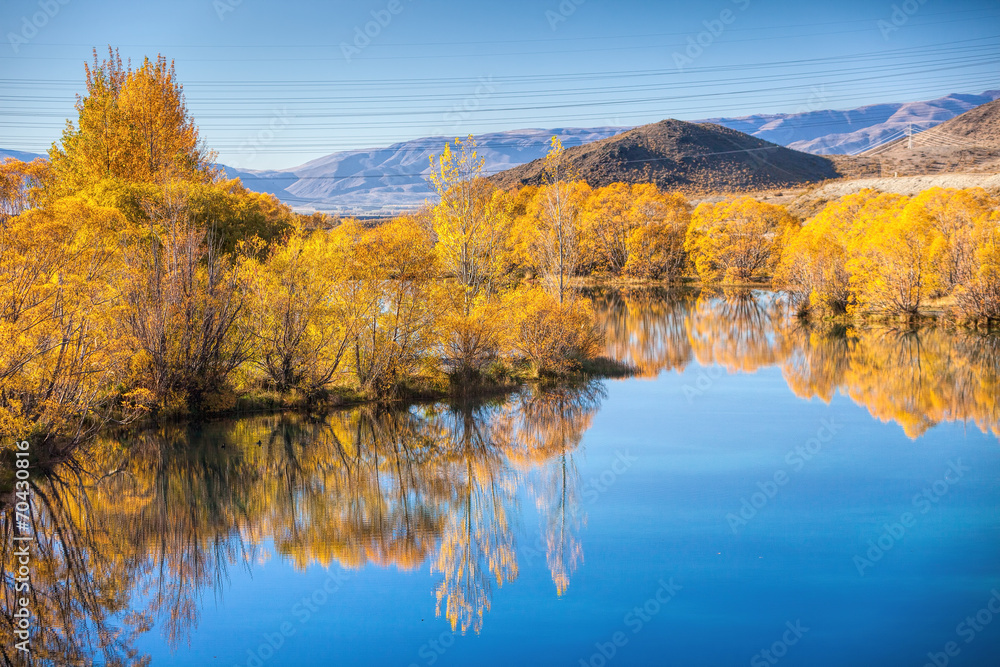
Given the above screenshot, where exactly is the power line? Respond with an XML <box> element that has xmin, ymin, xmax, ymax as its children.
<box><xmin>4</xmin><ymin>35</ymin><xmax>997</xmax><ymax>88</ymax></box>
<box><xmin>3</xmin><ymin>57</ymin><xmax>996</xmax><ymax>122</ymax></box>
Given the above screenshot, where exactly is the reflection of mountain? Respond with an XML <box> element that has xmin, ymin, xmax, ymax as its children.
<box><xmin>595</xmin><ymin>288</ymin><xmax>1000</xmax><ymax>439</ymax></box>
<box><xmin>0</xmin><ymin>384</ymin><xmax>604</xmax><ymax>662</ymax></box>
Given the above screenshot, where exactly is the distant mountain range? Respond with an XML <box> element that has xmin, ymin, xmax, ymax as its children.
<box><xmin>4</xmin><ymin>89</ymin><xmax>997</xmax><ymax>212</ymax></box>
<box><xmin>706</xmin><ymin>90</ymin><xmax>1000</xmax><ymax>155</ymax></box>
<box><xmin>0</xmin><ymin>148</ymin><xmax>47</xmax><ymax>163</ymax></box>
<box><xmin>221</xmin><ymin>127</ymin><xmax>626</xmax><ymax>212</ymax></box>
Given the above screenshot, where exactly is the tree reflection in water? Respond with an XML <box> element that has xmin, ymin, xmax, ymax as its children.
<box><xmin>0</xmin><ymin>382</ymin><xmax>605</xmax><ymax>662</ymax></box>
<box><xmin>597</xmin><ymin>287</ymin><xmax>1000</xmax><ymax>439</ymax></box>
<box><xmin>2</xmin><ymin>289</ymin><xmax>999</xmax><ymax>664</ymax></box>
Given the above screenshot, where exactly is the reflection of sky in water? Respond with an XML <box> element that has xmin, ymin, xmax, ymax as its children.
<box><xmin>6</xmin><ymin>290</ymin><xmax>1000</xmax><ymax>666</ymax></box>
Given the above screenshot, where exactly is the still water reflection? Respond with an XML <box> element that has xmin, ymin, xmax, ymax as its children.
<box><xmin>2</xmin><ymin>289</ymin><xmax>999</xmax><ymax>666</ymax></box>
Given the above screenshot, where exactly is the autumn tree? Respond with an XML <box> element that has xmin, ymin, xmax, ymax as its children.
<box><xmin>429</xmin><ymin>137</ymin><xmax>518</xmax><ymax>377</ymax></box>
<box><xmin>0</xmin><ymin>158</ymin><xmax>47</xmax><ymax>223</ymax></box>
<box><xmin>622</xmin><ymin>186</ymin><xmax>691</xmax><ymax>280</ymax></box>
<box><xmin>906</xmin><ymin>187</ymin><xmax>997</xmax><ymax>293</ymax></box>
<box><xmin>953</xmin><ymin>208</ymin><xmax>1000</xmax><ymax>322</ymax></box>
<box><xmin>580</xmin><ymin>182</ymin><xmax>633</xmax><ymax>273</ymax></box>
<box><xmin>775</xmin><ymin>190</ymin><xmax>904</xmax><ymax>315</ymax></box>
<box><xmin>577</xmin><ymin>183</ymin><xmax>690</xmax><ymax>279</ymax></box>
<box><xmin>338</xmin><ymin>217</ymin><xmax>442</xmax><ymax>395</ymax></box>
<box><xmin>429</xmin><ymin>136</ymin><xmax>515</xmax><ymax>314</ymax></box>
<box><xmin>119</xmin><ymin>190</ymin><xmax>248</xmax><ymax>414</ymax></box>
<box><xmin>0</xmin><ymin>197</ymin><xmax>137</xmax><ymax>449</ymax></box>
<box><xmin>506</xmin><ymin>287</ymin><xmax>602</xmax><ymax>376</ymax></box>
<box><xmin>685</xmin><ymin>197</ymin><xmax>797</xmax><ymax>283</ymax></box>
<box><xmin>845</xmin><ymin>194</ymin><xmax>940</xmax><ymax>316</ymax></box>
<box><xmin>49</xmin><ymin>48</ymin><xmax>214</xmax><ymax>196</ymax></box>
<box><xmin>239</xmin><ymin>227</ymin><xmax>368</xmax><ymax>397</ymax></box>
<box><xmin>528</xmin><ymin>138</ymin><xmax>590</xmax><ymax>303</ymax></box>
<box><xmin>91</xmin><ymin>177</ymin><xmax>294</xmax><ymax>255</ymax></box>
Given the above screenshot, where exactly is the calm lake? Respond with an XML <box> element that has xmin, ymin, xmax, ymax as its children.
<box><xmin>5</xmin><ymin>289</ymin><xmax>1000</xmax><ymax>666</ymax></box>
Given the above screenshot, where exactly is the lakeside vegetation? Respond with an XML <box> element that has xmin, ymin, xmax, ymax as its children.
<box><xmin>4</xmin><ymin>288</ymin><xmax>1000</xmax><ymax>664</ymax></box>
<box><xmin>1</xmin><ymin>49</ymin><xmax>998</xmax><ymax>452</ymax></box>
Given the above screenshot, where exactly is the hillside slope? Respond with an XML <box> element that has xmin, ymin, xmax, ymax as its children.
<box><xmin>490</xmin><ymin>119</ymin><xmax>844</xmax><ymax>193</ymax></box>
<box><xmin>872</xmin><ymin>98</ymin><xmax>1000</xmax><ymax>174</ymax></box>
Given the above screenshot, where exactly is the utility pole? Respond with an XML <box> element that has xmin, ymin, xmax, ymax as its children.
<box><xmin>908</xmin><ymin>123</ymin><xmax>913</xmax><ymax>150</ymax></box>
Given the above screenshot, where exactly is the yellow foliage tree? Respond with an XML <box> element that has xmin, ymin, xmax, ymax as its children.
<box><xmin>775</xmin><ymin>190</ymin><xmax>905</xmax><ymax>314</ymax></box>
<box><xmin>0</xmin><ymin>158</ymin><xmax>47</xmax><ymax>223</ymax></box>
<box><xmin>340</xmin><ymin>217</ymin><xmax>442</xmax><ymax>394</ymax></box>
<box><xmin>845</xmin><ymin>193</ymin><xmax>941</xmax><ymax>315</ymax></box>
<box><xmin>526</xmin><ymin>139</ymin><xmax>592</xmax><ymax>303</ymax></box>
<box><xmin>953</xmin><ymin>208</ymin><xmax>1000</xmax><ymax>322</ymax></box>
<box><xmin>118</xmin><ymin>189</ymin><xmax>248</xmax><ymax>413</ymax></box>
<box><xmin>505</xmin><ymin>287</ymin><xmax>602</xmax><ymax>376</ymax></box>
<box><xmin>429</xmin><ymin>136</ymin><xmax>516</xmax><ymax>314</ymax></box>
<box><xmin>430</xmin><ymin>137</ymin><xmax>518</xmax><ymax>376</ymax></box>
<box><xmin>0</xmin><ymin>197</ymin><xmax>137</xmax><ymax>448</ymax></box>
<box><xmin>89</xmin><ymin>177</ymin><xmax>294</xmax><ymax>254</ymax></box>
<box><xmin>622</xmin><ymin>186</ymin><xmax>691</xmax><ymax>280</ymax></box>
<box><xmin>240</xmin><ymin>227</ymin><xmax>368</xmax><ymax>396</ymax></box>
<box><xmin>49</xmin><ymin>48</ymin><xmax>214</xmax><ymax>196</ymax></box>
<box><xmin>580</xmin><ymin>182</ymin><xmax>633</xmax><ymax>273</ymax></box>
<box><xmin>906</xmin><ymin>187</ymin><xmax>997</xmax><ymax>293</ymax></box>
<box><xmin>685</xmin><ymin>197</ymin><xmax>797</xmax><ymax>283</ymax></box>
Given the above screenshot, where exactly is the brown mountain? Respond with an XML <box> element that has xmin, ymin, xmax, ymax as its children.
<box><xmin>490</xmin><ymin>119</ymin><xmax>848</xmax><ymax>193</ymax></box>
<box><xmin>866</xmin><ymin>98</ymin><xmax>1000</xmax><ymax>174</ymax></box>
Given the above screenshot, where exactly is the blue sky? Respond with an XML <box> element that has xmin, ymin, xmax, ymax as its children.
<box><xmin>1</xmin><ymin>0</ymin><xmax>998</xmax><ymax>169</ymax></box>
